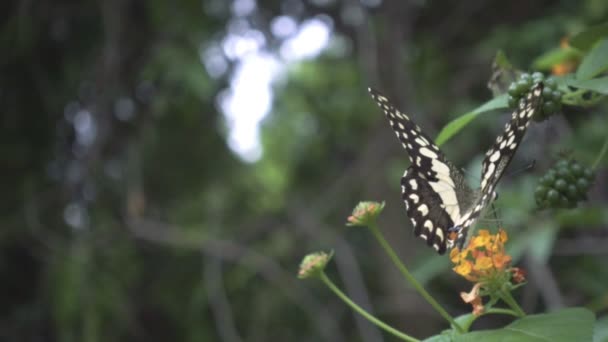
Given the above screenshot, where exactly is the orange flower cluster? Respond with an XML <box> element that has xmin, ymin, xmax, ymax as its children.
<box><xmin>450</xmin><ymin>229</ymin><xmax>511</xmax><ymax>282</ymax></box>
<box><xmin>451</xmin><ymin>229</ymin><xmax>526</xmax><ymax>315</ymax></box>
<box><xmin>552</xmin><ymin>37</ymin><xmax>578</xmax><ymax>75</ymax></box>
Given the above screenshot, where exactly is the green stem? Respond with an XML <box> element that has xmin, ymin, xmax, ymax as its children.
<box><xmin>561</xmin><ymin>88</ymin><xmax>603</xmax><ymax>107</ymax></box>
<box><xmin>319</xmin><ymin>272</ymin><xmax>420</xmax><ymax>342</ymax></box>
<box><xmin>457</xmin><ymin>307</ymin><xmax>520</xmax><ymax>331</ymax></box>
<box><xmin>457</xmin><ymin>307</ymin><xmax>520</xmax><ymax>332</ymax></box>
<box><xmin>484</xmin><ymin>307</ymin><xmax>521</xmax><ymax>317</ymax></box>
<box><xmin>498</xmin><ymin>290</ymin><xmax>525</xmax><ymax>317</ymax></box>
<box><xmin>368</xmin><ymin>223</ymin><xmax>465</xmax><ymax>333</ymax></box>
<box><xmin>592</xmin><ymin>134</ymin><xmax>608</xmax><ymax>170</ymax></box>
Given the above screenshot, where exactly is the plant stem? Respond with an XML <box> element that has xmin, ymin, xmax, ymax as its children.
<box><xmin>368</xmin><ymin>224</ymin><xmax>465</xmax><ymax>333</ymax></box>
<box><xmin>319</xmin><ymin>272</ymin><xmax>420</xmax><ymax>342</ymax></box>
<box><xmin>562</xmin><ymin>88</ymin><xmax>603</xmax><ymax>107</ymax></box>
<box><xmin>592</xmin><ymin>134</ymin><xmax>608</xmax><ymax>170</ymax></box>
<box><xmin>499</xmin><ymin>290</ymin><xmax>526</xmax><ymax>317</ymax></box>
<box><xmin>485</xmin><ymin>307</ymin><xmax>520</xmax><ymax>317</ymax></box>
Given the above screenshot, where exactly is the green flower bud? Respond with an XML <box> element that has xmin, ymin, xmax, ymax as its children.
<box><xmin>298</xmin><ymin>251</ymin><xmax>333</xmax><ymax>279</ymax></box>
<box><xmin>347</xmin><ymin>201</ymin><xmax>385</xmax><ymax>227</ymax></box>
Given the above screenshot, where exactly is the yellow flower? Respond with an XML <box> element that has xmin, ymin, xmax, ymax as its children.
<box><xmin>498</xmin><ymin>229</ymin><xmax>508</xmax><ymax>243</ymax></box>
<box><xmin>449</xmin><ymin>248</ymin><xmax>462</xmax><ymax>263</ymax></box>
<box><xmin>451</xmin><ymin>229</ymin><xmax>515</xmax><ymax>282</ymax></box>
<box><xmin>452</xmin><ymin>229</ymin><xmax>526</xmax><ymax>314</ymax></box>
<box><xmin>492</xmin><ymin>253</ymin><xmax>512</xmax><ymax>269</ymax></box>
<box><xmin>454</xmin><ymin>260</ymin><xmax>473</xmax><ymax>277</ymax></box>
<box><xmin>475</xmin><ymin>256</ymin><xmax>493</xmax><ymax>270</ymax></box>
<box><xmin>471</xmin><ymin>229</ymin><xmax>491</xmax><ymax>248</ymax></box>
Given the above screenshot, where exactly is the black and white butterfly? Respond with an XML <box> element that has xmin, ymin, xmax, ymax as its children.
<box><xmin>369</xmin><ymin>84</ymin><xmax>543</xmax><ymax>254</ymax></box>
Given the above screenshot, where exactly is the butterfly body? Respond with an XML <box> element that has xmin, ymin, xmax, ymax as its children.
<box><xmin>369</xmin><ymin>84</ymin><xmax>543</xmax><ymax>254</ymax></box>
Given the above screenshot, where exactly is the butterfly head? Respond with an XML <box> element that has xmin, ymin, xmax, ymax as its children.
<box><xmin>447</xmin><ymin>225</ymin><xmax>462</xmax><ymax>240</ymax></box>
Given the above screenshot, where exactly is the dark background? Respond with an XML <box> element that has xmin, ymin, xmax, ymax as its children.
<box><xmin>1</xmin><ymin>0</ymin><xmax>607</xmax><ymax>341</ymax></box>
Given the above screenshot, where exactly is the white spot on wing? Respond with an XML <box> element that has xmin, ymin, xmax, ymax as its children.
<box><xmin>409</xmin><ymin>194</ymin><xmax>419</xmax><ymax>203</ymax></box>
<box><xmin>481</xmin><ymin>162</ymin><xmax>496</xmax><ymax>189</ymax></box>
<box><xmin>506</xmin><ymin>135</ymin><xmax>515</xmax><ymax>146</ymax></box>
<box><xmin>417</xmin><ymin>204</ymin><xmax>429</xmax><ymax>216</ymax></box>
<box><xmin>409</xmin><ymin>179</ymin><xmax>418</xmax><ymax>190</ymax></box>
<box><xmin>415</xmin><ymin>137</ymin><xmax>427</xmax><ymax>146</ymax></box>
<box><xmin>424</xmin><ymin>220</ymin><xmax>433</xmax><ymax>230</ymax></box>
<box><xmin>420</xmin><ymin>147</ymin><xmax>438</xmax><ymax>158</ymax></box>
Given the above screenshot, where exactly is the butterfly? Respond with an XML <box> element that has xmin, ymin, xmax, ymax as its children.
<box><xmin>369</xmin><ymin>84</ymin><xmax>543</xmax><ymax>254</ymax></box>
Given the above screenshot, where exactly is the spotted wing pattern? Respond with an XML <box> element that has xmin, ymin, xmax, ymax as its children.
<box><xmin>369</xmin><ymin>84</ymin><xmax>543</xmax><ymax>254</ymax></box>
<box><xmin>450</xmin><ymin>83</ymin><xmax>544</xmax><ymax>248</ymax></box>
<box><xmin>400</xmin><ymin>170</ymin><xmax>457</xmax><ymax>254</ymax></box>
<box><xmin>368</xmin><ymin>88</ymin><xmax>475</xmax><ymax>253</ymax></box>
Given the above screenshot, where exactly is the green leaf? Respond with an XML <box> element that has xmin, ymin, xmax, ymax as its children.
<box><xmin>533</xmin><ymin>47</ymin><xmax>581</xmax><ymax>71</ymax></box>
<box><xmin>577</xmin><ymin>39</ymin><xmax>608</xmax><ymax>80</ymax></box>
<box><xmin>423</xmin><ymin>334</ymin><xmax>452</xmax><ymax>342</ymax></box>
<box><xmin>435</xmin><ymin>94</ymin><xmax>508</xmax><ymax>146</ymax></box>
<box><xmin>454</xmin><ymin>313</ymin><xmax>477</xmax><ymax>333</ymax></box>
<box><xmin>454</xmin><ymin>308</ymin><xmax>595</xmax><ymax>342</ymax></box>
<box><xmin>570</xmin><ymin>22</ymin><xmax>608</xmax><ymax>51</ymax></box>
<box><xmin>564</xmin><ymin>76</ymin><xmax>608</xmax><ymax>94</ymax></box>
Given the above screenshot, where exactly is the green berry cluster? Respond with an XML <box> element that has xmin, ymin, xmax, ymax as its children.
<box><xmin>507</xmin><ymin>72</ymin><xmax>562</xmax><ymax>122</ymax></box>
<box><xmin>535</xmin><ymin>159</ymin><xmax>595</xmax><ymax>209</ymax></box>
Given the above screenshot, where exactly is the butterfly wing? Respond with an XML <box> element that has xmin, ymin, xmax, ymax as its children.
<box><xmin>369</xmin><ymin>88</ymin><xmax>475</xmax><ymax>254</ymax></box>
<box><xmin>452</xmin><ymin>83</ymin><xmax>544</xmax><ymax>247</ymax></box>
<box><xmin>401</xmin><ymin>169</ymin><xmax>457</xmax><ymax>254</ymax></box>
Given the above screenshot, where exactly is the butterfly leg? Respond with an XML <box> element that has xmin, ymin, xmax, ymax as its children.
<box><xmin>491</xmin><ymin>203</ymin><xmax>502</xmax><ymax>228</ymax></box>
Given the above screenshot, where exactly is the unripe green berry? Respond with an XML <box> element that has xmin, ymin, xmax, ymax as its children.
<box><xmin>566</xmin><ymin>184</ymin><xmax>579</xmax><ymax>200</ymax></box>
<box><xmin>516</xmin><ymin>81</ymin><xmax>529</xmax><ymax>94</ymax></box>
<box><xmin>532</xmin><ymin>72</ymin><xmax>544</xmax><ymax>81</ymax></box>
<box><xmin>554</xmin><ymin>178</ymin><xmax>568</xmax><ymax>191</ymax></box>
<box><xmin>544</xmin><ymin>78</ymin><xmax>557</xmax><ymax>88</ymax></box>
<box><xmin>557</xmin><ymin>167</ymin><xmax>570</xmax><ymax>179</ymax></box>
<box><xmin>570</xmin><ymin>163</ymin><xmax>583</xmax><ymax>176</ymax></box>
<box><xmin>535</xmin><ymin>186</ymin><xmax>548</xmax><ymax>198</ymax></box>
<box><xmin>547</xmin><ymin>189</ymin><xmax>560</xmax><ymax>204</ymax></box>
<box><xmin>576</xmin><ymin>178</ymin><xmax>590</xmax><ymax>193</ymax></box>
<box><xmin>508</xmin><ymin>83</ymin><xmax>518</xmax><ymax>96</ymax></box>
<box><xmin>541</xmin><ymin>174</ymin><xmax>555</xmax><ymax>187</ymax></box>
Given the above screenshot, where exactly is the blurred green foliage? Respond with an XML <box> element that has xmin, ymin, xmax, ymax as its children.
<box><xmin>1</xmin><ymin>0</ymin><xmax>607</xmax><ymax>341</ymax></box>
